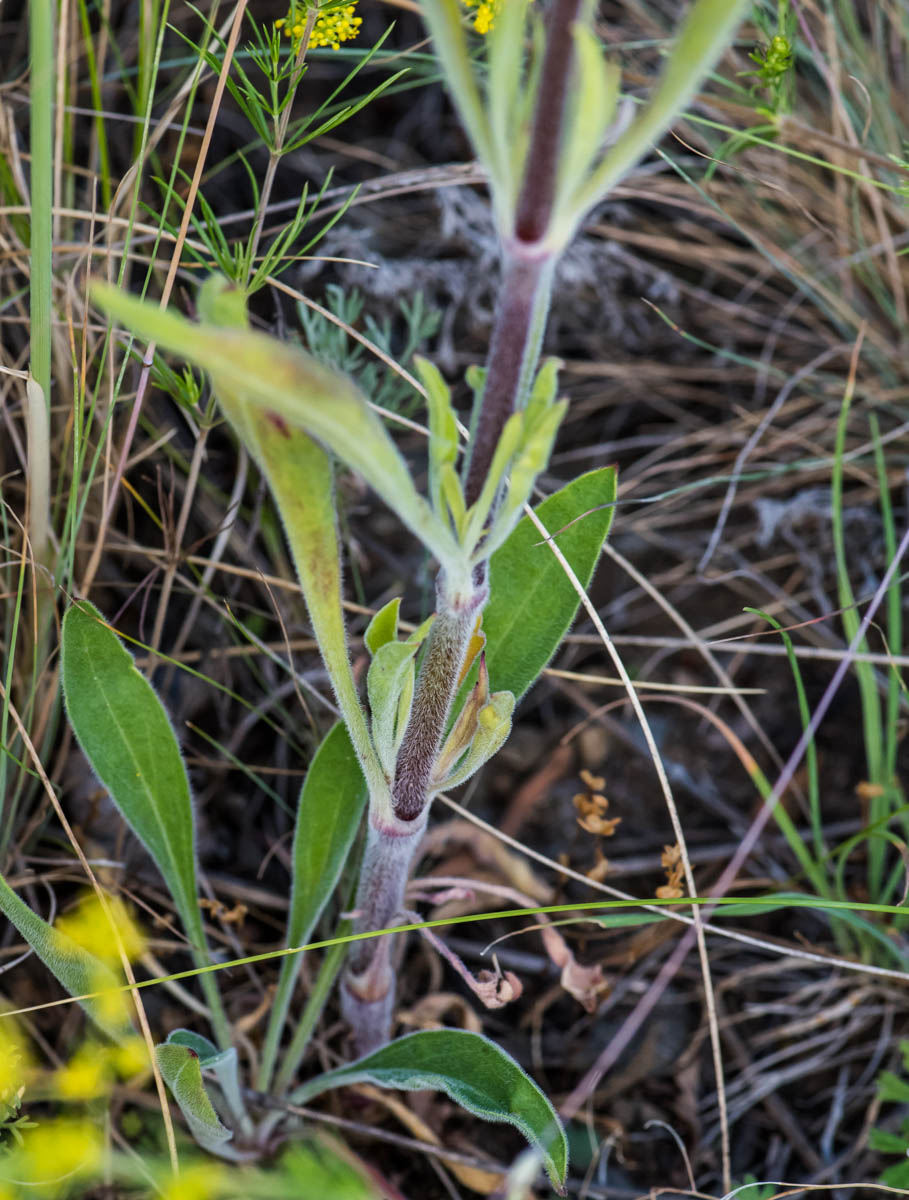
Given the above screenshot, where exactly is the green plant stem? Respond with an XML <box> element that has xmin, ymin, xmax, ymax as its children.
<box><xmin>340</xmin><ymin>4</ymin><xmax>588</xmax><ymax>1053</ymax></box>
<box><xmin>246</xmin><ymin>9</ymin><xmax>317</xmax><ymax>277</ymax></box>
<box><xmin>832</xmin><ymin>370</ymin><xmax>885</xmax><ymax>902</ymax></box>
<box><xmin>273</xmin><ymin>927</ymin><xmax>351</xmax><ymax>1097</ymax></box>
<box><xmin>29</xmin><ymin>0</ymin><xmax>53</xmax><ymax>399</ymax></box>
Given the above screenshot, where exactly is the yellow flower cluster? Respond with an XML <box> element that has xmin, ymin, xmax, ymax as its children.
<box><xmin>462</xmin><ymin>0</ymin><xmax>499</xmax><ymax>34</ymax></box>
<box><xmin>276</xmin><ymin>2</ymin><xmax>362</xmax><ymax>51</ymax></box>
<box><xmin>0</xmin><ymin>1119</ymin><xmax>104</xmax><ymax>1196</ymax></box>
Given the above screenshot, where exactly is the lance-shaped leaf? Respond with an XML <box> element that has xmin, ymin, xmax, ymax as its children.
<box><xmin>155</xmin><ymin>1038</ymin><xmax>251</xmax><ymax>1159</ymax></box>
<box><xmin>92</xmin><ymin>278</ymin><xmax>465</xmax><ymax>583</ymax></box>
<box><xmin>60</xmin><ymin>600</ymin><xmax>229</xmax><ymax>1045</ymax></box>
<box><xmin>367</xmin><ymin>640</ymin><xmax>420</xmax><ymax>775</ymax></box>
<box><xmin>193</xmin><ymin>279</ymin><xmax>387</xmax><ymax>806</ymax></box>
<box><xmin>414</xmin><ymin>357</ymin><xmax>459</xmax><ymax>523</ymax></box>
<box><xmin>0</xmin><ymin>873</ymin><xmax>131</xmax><ymax>1039</ymax></box>
<box><xmin>257</xmin><ymin>723</ymin><xmax>368</xmax><ymax>1092</ymax></box>
<box><xmin>566</xmin><ymin>0</ymin><xmax>751</xmax><ymax>225</ymax></box>
<box><xmin>483</xmin><ymin>467</ymin><xmax>617</xmax><ymax>701</ymax></box>
<box><xmin>62</xmin><ymin>604</ymin><xmax>201</xmax><ymax>943</ymax></box>
<box><xmin>290</xmin><ymin>1029</ymin><xmax>568</xmax><ymax>1191</ymax></box>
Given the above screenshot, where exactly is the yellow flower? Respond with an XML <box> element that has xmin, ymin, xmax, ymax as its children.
<box><xmin>276</xmin><ymin>2</ymin><xmax>362</xmax><ymax>52</ymax></box>
<box><xmin>159</xmin><ymin>1161</ymin><xmax>229</xmax><ymax>1200</ymax></box>
<box><xmin>463</xmin><ymin>0</ymin><xmax>499</xmax><ymax>34</ymax></box>
<box><xmin>55</xmin><ymin>893</ymin><xmax>146</xmax><ymax>966</ymax></box>
<box><xmin>111</xmin><ymin>1035</ymin><xmax>150</xmax><ymax>1079</ymax></box>
<box><xmin>52</xmin><ymin>1043</ymin><xmax>111</xmax><ymax>1101</ymax></box>
<box><xmin>11</xmin><ymin>1118</ymin><xmax>103</xmax><ymax>1190</ymax></box>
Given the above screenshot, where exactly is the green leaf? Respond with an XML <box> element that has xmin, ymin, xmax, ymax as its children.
<box><xmin>364</xmin><ymin>598</ymin><xmax>400</xmax><ymax>657</ymax></box>
<box><xmin>570</xmin><ymin>0</ymin><xmax>751</xmax><ymax>224</ymax></box>
<box><xmin>291</xmin><ymin>1029</ymin><xmax>568</xmax><ymax>1191</ymax></box>
<box><xmin>367</xmin><ymin>641</ymin><xmax>420</xmax><ymax>774</ymax></box>
<box><xmin>0</xmin><ymin>873</ymin><xmax>131</xmax><ymax>1039</ymax></box>
<box><xmin>258</xmin><ymin>724</ymin><xmax>368</xmax><ymax>1092</ymax></box>
<box><xmin>879</xmin><ymin>1070</ymin><xmax>909</xmax><ymax>1104</ymax></box>
<box><xmin>881</xmin><ymin>1160</ymin><xmax>909</xmax><ymax>1189</ymax></box>
<box><xmin>156</xmin><ymin>1039</ymin><xmax>248</xmax><ymax>1159</ymax></box>
<box><xmin>869</xmin><ymin>1127</ymin><xmax>909</xmax><ymax>1154</ymax></box>
<box><xmin>166</xmin><ymin>1029</ymin><xmax>247</xmax><ymax>1127</ymax></box>
<box><xmin>92</xmin><ymin>278</ymin><xmax>465</xmax><ymax>584</ymax></box>
<box><xmin>61</xmin><ymin>604</ymin><xmax>202</xmax><ymax>947</ymax></box>
<box><xmin>483</xmin><ymin>467</ymin><xmax>617</xmax><ymax>700</ymax></box>
<box><xmin>193</xmin><ymin>279</ymin><xmax>388</xmax><ymax>811</ymax></box>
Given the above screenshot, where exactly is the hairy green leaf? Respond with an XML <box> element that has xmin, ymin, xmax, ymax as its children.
<box><xmin>291</xmin><ymin>1029</ymin><xmax>567</xmax><ymax>1190</ymax></box>
<box><xmin>92</xmin><ymin>278</ymin><xmax>464</xmax><ymax>582</ymax></box>
<box><xmin>60</xmin><ymin>600</ymin><xmax>229</xmax><ymax>1046</ymax></box>
<box><xmin>156</xmin><ymin>1039</ymin><xmax>247</xmax><ymax>1158</ymax></box>
<box><xmin>364</xmin><ymin>598</ymin><xmax>400</xmax><ymax>658</ymax></box>
<box><xmin>483</xmin><ymin>467</ymin><xmax>617</xmax><ymax>700</ymax></box>
<box><xmin>61</xmin><ymin>603</ymin><xmax>201</xmax><ymax>940</ymax></box>
<box><xmin>258</xmin><ymin>723</ymin><xmax>367</xmax><ymax>1091</ymax></box>
<box><xmin>0</xmin><ymin>873</ymin><xmax>131</xmax><ymax>1039</ymax></box>
<box><xmin>367</xmin><ymin>640</ymin><xmax>420</xmax><ymax>774</ymax></box>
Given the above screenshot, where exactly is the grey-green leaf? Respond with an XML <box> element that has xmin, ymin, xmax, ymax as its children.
<box><xmin>0</xmin><ymin>873</ymin><xmax>131</xmax><ymax>1039</ymax></box>
<box><xmin>484</xmin><ymin>467</ymin><xmax>617</xmax><ymax>700</ymax></box>
<box><xmin>257</xmin><ymin>723</ymin><xmax>368</xmax><ymax>1092</ymax></box>
<box><xmin>60</xmin><ymin>601</ymin><xmax>205</xmax><ymax>955</ymax></box>
<box><xmin>155</xmin><ymin>1040</ymin><xmax>246</xmax><ymax>1158</ymax></box>
<box><xmin>166</xmin><ymin>1029</ymin><xmax>247</xmax><ymax>1127</ymax></box>
<box><xmin>291</xmin><ymin>1029</ymin><xmax>567</xmax><ymax>1190</ymax></box>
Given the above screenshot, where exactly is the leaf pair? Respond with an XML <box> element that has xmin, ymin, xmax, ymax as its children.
<box><xmin>420</xmin><ymin>0</ymin><xmax>752</xmax><ymax>247</ymax></box>
<box><xmin>416</xmin><ymin>355</ymin><xmax>567</xmax><ymax>564</ymax></box>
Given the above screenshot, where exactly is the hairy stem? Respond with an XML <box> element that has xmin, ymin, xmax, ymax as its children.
<box><xmin>391</xmin><ymin>591</ymin><xmax>483</xmax><ymax>822</ymax></box>
<box><xmin>342</xmin><ymin>2</ymin><xmax>585</xmax><ymax>1050</ymax></box>
<box><xmin>462</xmin><ymin>247</ymin><xmax>554</xmax><ymax>508</ymax></box>
<box><xmin>341</xmin><ymin>814</ymin><xmax>428</xmax><ymax>1056</ymax></box>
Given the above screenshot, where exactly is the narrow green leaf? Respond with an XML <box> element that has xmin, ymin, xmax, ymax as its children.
<box><xmin>155</xmin><ymin>1040</ymin><xmax>243</xmax><ymax>1158</ymax></box>
<box><xmin>257</xmin><ymin>724</ymin><xmax>367</xmax><ymax>1092</ymax></box>
<box><xmin>61</xmin><ymin>603</ymin><xmax>200</xmax><ymax>943</ymax></box>
<box><xmin>0</xmin><ymin>873</ymin><xmax>131</xmax><ymax>1039</ymax></box>
<box><xmin>414</xmin><ymin>356</ymin><xmax>459</xmax><ymax>521</ymax></box>
<box><xmin>367</xmin><ymin>641</ymin><xmax>420</xmax><ymax>774</ymax></box>
<box><xmin>92</xmin><ymin>278</ymin><xmax>464</xmax><ymax>582</ymax></box>
<box><xmin>60</xmin><ymin>600</ymin><xmax>230</xmax><ymax>1047</ymax></box>
<box><xmin>437</xmin><ymin>690</ymin><xmax>515</xmax><ymax>791</ymax></box>
<box><xmin>291</xmin><ymin>1029</ymin><xmax>567</xmax><ymax>1190</ymax></box>
<box><xmin>483</xmin><ymin>467</ymin><xmax>617</xmax><ymax>700</ymax></box>
<box><xmin>572</xmin><ymin>0</ymin><xmax>751</xmax><ymax>221</ymax></box>
<box><xmin>193</xmin><ymin>278</ymin><xmax>388</xmax><ymax>808</ymax></box>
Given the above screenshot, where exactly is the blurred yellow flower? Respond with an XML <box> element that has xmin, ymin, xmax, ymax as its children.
<box><xmin>11</xmin><ymin>1118</ymin><xmax>103</xmax><ymax>1189</ymax></box>
<box><xmin>56</xmin><ymin>893</ymin><xmax>146</xmax><ymax>966</ymax></box>
<box><xmin>160</xmin><ymin>1161</ymin><xmax>229</xmax><ymax>1200</ymax></box>
<box><xmin>111</xmin><ymin>1035</ymin><xmax>150</xmax><ymax>1079</ymax></box>
<box><xmin>52</xmin><ymin>1043</ymin><xmax>110</xmax><ymax>1101</ymax></box>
